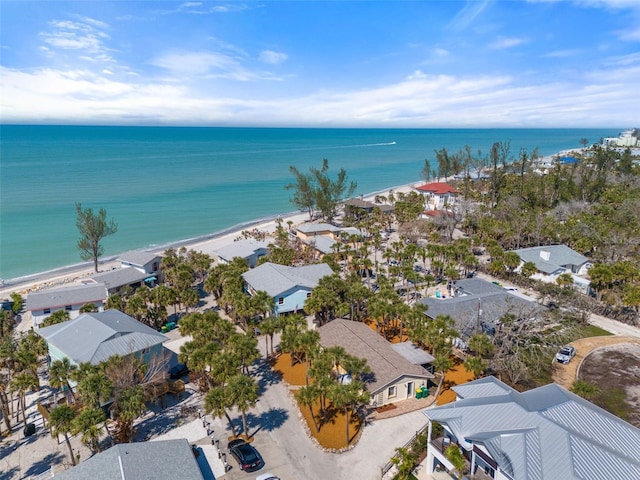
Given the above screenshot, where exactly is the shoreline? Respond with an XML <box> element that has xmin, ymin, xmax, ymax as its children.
<box><xmin>0</xmin><ymin>182</ymin><xmax>416</xmax><ymax>297</ymax></box>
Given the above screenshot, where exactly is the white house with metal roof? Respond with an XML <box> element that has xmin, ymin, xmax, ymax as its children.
<box><xmin>38</xmin><ymin>309</ymin><xmax>167</xmax><ymax>367</ymax></box>
<box><xmin>87</xmin><ymin>267</ymin><xmax>157</xmax><ymax>295</ymax></box>
<box><xmin>118</xmin><ymin>250</ymin><xmax>162</xmax><ymax>275</ymax></box>
<box><xmin>214</xmin><ymin>238</ymin><xmax>269</xmax><ymax>268</ymax></box>
<box><xmin>26</xmin><ymin>283</ymin><xmax>107</xmax><ymax>328</ymax></box>
<box><xmin>242</xmin><ymin>262</ymin><xmax>333</xmax><ymax>315</ymax></box>
<box><xmin>423</xmin><ymin>376</ymin><xmax>640</xmax><ymax>480</ymax></box>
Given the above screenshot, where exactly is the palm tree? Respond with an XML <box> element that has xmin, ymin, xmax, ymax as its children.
<box><xmin>204</xmin><ymin>385</ymin><xmax>238</xmax><ymax>438</ymax></box>
<box><xmin>431</xmin><ymin>353</ymin><xmax>453</xmax><ymax>400</ymax></box>
<box><xmin>49</xmin><ymin>404</ymin><xmax>78</xmax><ymax>465</ymax></box>
<box><xmin>50</xmin><ymin>358</ymin><xmax>78</xmax><ymax>400</ymax></box>
<box><xmin>296</xmin><ymin>385</ymin><xmax>321</xmax><ymax>433</ymax></box>
<box><xmin>228</xmin><ymin>373</ymin><xmax>258</xmax><ymax>438</ymax></box>
<box><xmin>112</xmin><ymin>385</ymin><xmax>145</xmax><ymax>443</ymax></box>
<box><xmin>10</xmin><ymin>371</ymin><xmax>38</xmax><ymax>425</ymax></box>
<box><xmin>72</xmin><ymin>407</ymin><xmax>105</xmax><ymax>454</ymax></box>
<box><xmin>228</xmin><ymin>333</ymin><xmax>260</xmax><ymax>375</ymax></box>
<box><xmin>444</xmin><ymin>444</ymin><xmax>466</xmax><ymax>480</ymax></box>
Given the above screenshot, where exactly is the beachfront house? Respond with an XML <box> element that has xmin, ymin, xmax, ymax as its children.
<box><xmin>242</xmin><ymin>262</ymin><xmax>333</xmax><ymax>315</ymax></box>
<box><xmin>50</xmin><ymin>438</ymin><xmax>205</xmax><ymax>480</ymax></box>
<box><xmin>86</xmin><ymin>267</ymin><xmax>159</xmax><ymax>295</ymax></box>
<box><xmin>318</xmin><ymin>319</ymin><xmax>433</xmax><ymax>407</ymax></box>
<box><xmin>343</xmin><ymin>197</ymin><xmax>394</xmax><ymax>220</ymax></box>
<box><xmin>512</xmin><ymin>244</ymin><xmax>592</xmax><ymax>291</ymax></box>
<box><xmin>26</xmin><ymin>283</ymin><xmax>107</xmax><ymax>328</ymax></box>
<box><xmin>38</xmin><ymin>309</ymin><xmax>167</xmax><ymax>368</ymax></box>
<box><xmin>118</xmin><ymin>250</ymin><xmax>162</xmax><ymax>275</ymax></box>
<box><xmin>214</xmin><ymin>238</ymin><xmax>269</xmax><ymax>268</ymax></box>
<box><xmin>419</xmin><ymin>278</ymin><xmax>536</xmax><ymax>342</ymax></box>
<box><xmin>414</xmin><ymin>182</ymin><xmax>458</xmax><ymax>211</ymax></box>
<box><xmin>423</xmin><ymin>376</ymin><xmax>640</xmax><ymax>479</ymax></box>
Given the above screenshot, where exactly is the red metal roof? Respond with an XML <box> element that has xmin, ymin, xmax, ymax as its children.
<box><xmin>415</xmin><ymin>182</ymin><xmax>458</xmax><ymax>195</ymax></box>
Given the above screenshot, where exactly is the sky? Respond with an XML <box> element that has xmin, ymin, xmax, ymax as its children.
<box><xmin>1</xmin><ymin>0</ymin><xmax>639</xmax><ymax>128</ymax></box>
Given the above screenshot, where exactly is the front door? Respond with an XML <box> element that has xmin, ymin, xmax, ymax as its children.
<box><xmin>407</xmin><ymin>381</ymin><xmax>414</xmax><ymax>397</ymax></box>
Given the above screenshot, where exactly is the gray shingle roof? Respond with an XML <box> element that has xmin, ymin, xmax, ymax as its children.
<box><xmin>89</xmin><ymin>268</ymin><xmax>151</xmax><ymax>290</ymax></box>
<box><xmin>425</xmin><ymin>377</ymin><xmax>640</xmax><ymax>480</ymax></box>
<box><xmin>214</xmin><ymin>238</ymin><xmax>269</xmax><ymax>262</ymax></box>
<box><xmin>38</xmin><ymin>309</ymin><xmax>167</xmax><ymax>365</ymax></box>
<box><xmin>318</xmin><ymin>319</ymin><xmax>433</xmax><ymax>394</ymax></box>
<box><xmin>51</xmin><ymin>438</ymin><xmax>204</xmax><ymax>480</ymax></box>
<box><xmin>513</xmin><ymin>244</ymin><xmax>589</xmax><ymax>274</ymax></box>
<box><xmin>242</xmin><ymin>262</ymin><xmax>333</xmax><ymax>297</ymax></box>
<box><xmin>118</xmin><ymin>250</ymin><xmax>161</xmax><ymax>267</ymax></box>
<box><xmin>26</xmin><ymin>284</ymin><xmax>107</xmax><ymax>311</ymax></box>
<box><xmin>419</xmin><ymin>278</ymin><xmax>536</xmax><ymax>338</ymax></box>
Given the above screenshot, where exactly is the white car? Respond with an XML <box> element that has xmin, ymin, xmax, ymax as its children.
<box><xmin>554</xmin><ymin>346</ymin><xmax>576</xmax><ymax>364</ymax></box>
<box><xmin>256</xmin><ymin>474</ymin><xmax>280</xmax><ymax>480</ymax></box>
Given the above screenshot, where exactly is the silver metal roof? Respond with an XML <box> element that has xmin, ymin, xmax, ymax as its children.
<box><xmin>214</xmin><ymin>238</ymin><xmax>269</xmax><ymax>262</ymax></box>
<box><xmin>424</xmin><ymin>377</ymin><xmax>640</xmax><ymax>480</ymax></box>
<box><xmin>117</xmin><ymin>250</ymin><xmax>162</xmax><ymax>267</ymax></box>
<box><xmin>296</xmin><ymin>222</ymin><xmax>341</xmax><ymax>234</ymax></box>
<box><xmin>89</xmin><ymin>268</ymin><xmax>150</xmax><ymax>290</ymax></box>
<box><xmin>38</xmin><ymin>309</ymin><xmax>167</xmax><ymax>365</ymax></box>
<box><xmin>26</xmin><ymin>283</ymin><xmax>107</xmax><ymax>311</ymax></box>
<box><xmin>51</xmin><ymin>438</ymin><xmax>204</xmax><ymax>480</ymax></box>
<box><xmin>391</xmin><ymin>341</ymin><xmax>435</xmax><ymax>365</ymax></box>
<box><xmin>513</xmin><ymin>244</ymin><xmax>589</xmax><ymax>274</ymax></box>
<box><xmin>242</xmin><ymin>262</ymin><xmax>333</xmax><ymax>297</ymax></box>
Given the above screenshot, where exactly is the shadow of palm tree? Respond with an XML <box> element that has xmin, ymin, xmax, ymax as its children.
<box><xmin>244</xmin><ymin>407</ymin><xmax>289</xmax><ymax>437</ymax></box>
<box><xmin>253</xmin><ymin>359</ymin><xmax>283</xmax><ymax>396</ymax></box>
<box><xmin>23</xmin><ymin>451</ymin><xmax>65</xmax><ymax>478</ymax></box>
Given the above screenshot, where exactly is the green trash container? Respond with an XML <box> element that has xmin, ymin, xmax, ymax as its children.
<box><xmin>415</xmin><ymin>387</ymin><xmax>424</xmax><ymax>399</ymax></box>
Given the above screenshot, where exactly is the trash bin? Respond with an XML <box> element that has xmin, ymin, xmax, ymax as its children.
<box><xmin>415</xmin><ymin>387</ymin><xmax>424</xmax><ymax>399</ymax></box>
<box><xmin>24</xmin><ymin>423</ymin><xmax>36</xmax><ymax>437</ymax></box>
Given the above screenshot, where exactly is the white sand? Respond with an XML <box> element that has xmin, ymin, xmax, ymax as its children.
<box><xmin>0</xmin><ymin>182</ymin><xmax>417</xmax><ymax>299</ymax></box>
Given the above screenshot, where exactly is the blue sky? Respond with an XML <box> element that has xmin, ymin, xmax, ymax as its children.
<box><xmin>1</xmin><ymin>1</ymin><xmax>639</xmax><ymax>127</ymax></box>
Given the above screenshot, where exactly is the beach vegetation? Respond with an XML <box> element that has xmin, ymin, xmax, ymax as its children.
<box><xmin>49</xmin><ymin>404</ymin><xmax>78</xmax><ymax>465</ymax></box>
<box><xmin>9</xmin><ymin>292</ymin><xmax>23</xmax><ymax>315</ymax></box>
<box><xmin>41</xmin><ymin>309</ymin><xmax>71</xmax><ymax>327</ymax></box>
<box><xmin>286</xmin><ymin>158</ymin><xmax>357</xmax><ymax>221</ymax></box>
<box><xmin>75</xmin><ymin>202</ymin><xmax>118</xmax><ymax>273</ymax></box>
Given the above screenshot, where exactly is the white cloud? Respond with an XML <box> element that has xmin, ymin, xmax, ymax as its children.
<box><xmin>433</xmin><ymin>48</ymin><xmax>450</xmax><ymax>57</ymax></box>
<box><xmin>259</xmin><ymin>50</ymin><xmax>288</xmax><ymax>65</ymax></box>
<box><xmin>488</xmin><ymin>37</ymin><xmax>527</xmax><ymax>49</ymax></box>
<box><xmin>449</xmin><ymin>0</ymin><xmax>493</xmax><ymax>31</ymax></box>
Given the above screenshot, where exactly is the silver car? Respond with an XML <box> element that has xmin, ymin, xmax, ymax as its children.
<box><xmin>555</xmin><ymin>345</ymin><xmax>576</xmax><ymax>364</ymax></box>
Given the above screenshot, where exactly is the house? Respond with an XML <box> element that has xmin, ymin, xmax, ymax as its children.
<box><xmin>242</xmin><ymin>262</ymin><xmax>333</xmax><ymax>315</ymax></box>
<box><xmin>512</xmin><ymin>244</ymin><xmax>592</xmax><ymax>289</ymax></box>
<box><xmin>38</xmin><ymin>309</ymin><xmax>167</xmax><ymax>367</ymax></box>
<box><xmin>318</xmin><ymin>319</ymin><xmax>433</xmax><ymax>406</ymax></box>
<box><xmin>453</xmin><ymin>168</ymin><xmax>490</xmax><ymax>181</ymax></box>
<box><xmin>423</xmin><ymin>376</ymin><xmax>640</xmax><ymax>480</ymax></box>
<box><xmin>26</xmin><ymin>283</ymin><xmax>107</xmax><ymax>328</ymax></box>
<box><xmin>419</xmin><ymin>278</ymin><xmax>536</xmax><ymax>340</ymax></box>
<box><xmin>87</xmin><ymin>267</ymin><xmax>158</xmax><ymax>295</ymax></box>
<box><xmin>51</xmin><ymin>438</ymin><xmax>204</xmax><ymax>480</ymax></box>
<box><xmin>295</xmin><ymin>222</ymin><xmax>368</xmax><ymax>256</ymax></box>
<box><xmin>414</xmin><ymin>182</ymin><xmax>458</xmax><ymax>211</ymax></box>
<box><xmin>343</xmin><ymin>197</ymin><xmax>394</xmax><ymax>220</ymax></box>
<box><xmin>117</xmin><ymin>250</ymin><xmax>162</xmax><ymax>275</ymax></box>
<box><xmin>295</xmin><ymin>223</ymin><xmax>342</xmax><ymax>242</ymax></box>
<box><xmin>214</xmin><ymin>238</ymin><xmax>269</xmax><ymax>268</ymax></box>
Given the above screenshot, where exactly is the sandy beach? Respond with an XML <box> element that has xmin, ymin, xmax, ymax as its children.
<box><xmin>0</xmin><ymin>182</ymin><xmax>416</xmax><ymax>301</ymax></box>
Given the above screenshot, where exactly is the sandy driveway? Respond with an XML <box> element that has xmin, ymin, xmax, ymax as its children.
<box><xmin>551</xmin><ymin>335</ymin><xmax>640</xmax><ymax>389</ymax></box>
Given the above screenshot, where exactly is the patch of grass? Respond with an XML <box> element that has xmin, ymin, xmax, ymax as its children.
<box><xmin>572</xmin><ymin>324</ymin><xmax>613</xmax><ymax>338</ymax></box>
<box><xmin>593</xmin><ymin>388</ymin><xmax>633</xmax><ymax>421</ymax></box>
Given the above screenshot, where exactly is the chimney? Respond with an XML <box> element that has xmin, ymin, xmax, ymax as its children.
<box><xmin>540</xmin><ymin>250</ymin><xmax>550</xmax><ymax>261</ymax></box>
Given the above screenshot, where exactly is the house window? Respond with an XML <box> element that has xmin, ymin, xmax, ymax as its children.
<box><xmin>306</xmin><ymin>292</ymin><xmax>311</xmax><ymax>298</ymax></box>
<box><xmin>65</xmin><ymin>305</ymin><xmax>72</xmax><ymax>311</ymax></box>
<box><xmin>142</xmin><ymin>347</ymin><xmax>149</xmax><ymax>354</ymax></box>
<box><xmin>44</xmin><ymin>308</ymin><xmax>51</xmax><ymax>314</ymax></box>
<box><xmin>388</xmin><ymin>386</ymin><xmax>397</xmax><ymax>398</ymax></box>
<box><xmin>278</xmin><ymin>297</ymin><xmax>284</xmax><ymax>305</ymax></box>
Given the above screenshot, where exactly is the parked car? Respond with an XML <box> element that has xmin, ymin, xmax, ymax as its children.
<box><xmin>228</xmin><ymin>439</ymin><xmax>264</xmax><ymax>472</ymax></box>
<box><xmin>168</xmin><ymin>362</ymin><xmax>190</xmax><ymax>379</ymax></box>
<box><xmin>554</xmin><ymin>346</ymin><xmax>576</xmax><ymax>364</ymax></box>
<box><xmin>256</xmin><ymin>474</ymin><xmax>280</xmax><ymax>480</ymax></box>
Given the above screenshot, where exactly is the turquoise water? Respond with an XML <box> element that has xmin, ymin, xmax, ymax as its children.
<box><xmin>0</xmin><ymin>126</ymin><xmax>618</xmax><ymax>280</ymax></box>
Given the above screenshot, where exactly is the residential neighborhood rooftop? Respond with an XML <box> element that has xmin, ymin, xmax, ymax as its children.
<box><xmin>415</xmin><ymin>182</ymin><xmax>458</xmax><ymax>194</ymax></box>
<box><xmin>318</xmin><ymin>319</ymin><xmax>433</xmax><ymax>394</ymax></box>
<box><xmin>38</xmin><ymin>309</ymin><xmax>167</xmax><ymax>365</ymax></box>
<box><xmin>26</xmin><ymin>283</ymin><xmax>107</xmax><ymax>311</ymax></box>
<box><xmin>424</xmin><ymin>376</ymin><xmax>640</xmax><ymax>480</ymax></box>
<box><xmin>242</xmin><ymin>262</ymin><xmax>333</xmax><ymax>298</ymax></box>
<box><xmin>50</xmin><ymin>438</ymin><xmax>204</xmax><ymax>480</ymax></box>
<box><xmin>214</xmin><ymin>238</ymin><xmax>269</xmax><ymax>262</ymax></box>
<box><xmin>88</xmin><ymin>268</ymin><xmax>152</xmax><ymax>290</ymax></box>
<box><xmin>117</xmin><ymin>250</ymin><xmax>162</xmax><ymax>267</ymax></box>
<box><xmin>513</xmin><ymin>244</ymin><xmax>590</xmax><ymax>275</ymax></box>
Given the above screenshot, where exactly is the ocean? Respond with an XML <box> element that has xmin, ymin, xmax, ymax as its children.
<box><xmin>0</xmin><ymin>126</ymin><xmax>619</xmax><ymax>281</ymax></box>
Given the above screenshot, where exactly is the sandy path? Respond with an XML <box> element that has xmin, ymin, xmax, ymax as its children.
<box><xmin>552</xmin><ymin>336</ymin><xmax>640</xmax><ymax>389</ymax></box>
